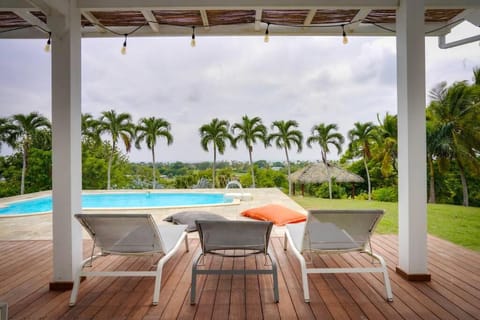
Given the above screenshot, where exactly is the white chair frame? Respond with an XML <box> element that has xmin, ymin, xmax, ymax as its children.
<box><xmin>69</xmin><ymin>213</ymin><xmax>189</xmax><ymax>306</ymax></box>
<box><xmin>284</xmin><ymin>209</ymin><xmax>393</xmax><ymax>303</ymax></box>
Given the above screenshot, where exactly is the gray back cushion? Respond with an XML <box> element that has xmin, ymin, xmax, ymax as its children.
<box><xmin>164</xmin><ymin>211</ymin><xmax>227</xmax><ymax>232</ymax></box>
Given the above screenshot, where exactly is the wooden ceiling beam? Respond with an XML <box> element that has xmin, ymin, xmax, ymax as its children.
<box><xmin>141</xmin><ymin>9</ymin><xmax>160</xmax><ymax>32</ymax></box>
<box><xmin>81</xmin><ymin>11</ymin><xmax>107</xmax><ymax>33</ymax></box>
<box><xmin>347</xmin><ymin>8</ymin><xmax>371</xmax><ymax>33</ymax></box>
<box><xmin>77</xmin><ymin>0</ymin><xmax>398</xmax><ymax>11</ymax></box>
<box><xmin>200</xmin><ymin>9</ymin><xmax>210</xmax><ymax>30</ymax></box>
<box><xmin>254</xmin><ymin>8</ymin><xmax>262</xmax><ymax>31</ymax></box>
<box><xmin>303</xmin><ymin>9</ymin><xmax>316</xmax><ymax>26</ymax></box>
<box><xmin>13</xmin><ymin>9</ymin><xmax>49</xmax><ymax>31</ymax></box>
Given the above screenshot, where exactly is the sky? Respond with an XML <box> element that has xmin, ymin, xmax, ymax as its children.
<box><xmin>0</xmin><ymin>21</ymin><xmax>479</xmax><ymax>164</ymax></box>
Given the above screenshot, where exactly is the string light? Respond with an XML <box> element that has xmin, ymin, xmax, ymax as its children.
<box><xmin>190</xmin><ymin>26</ymin><xmax>196</xmax><ymax>47</ymax></box>
<box><xmin>264</xmin><ymin>23</ymin><xmax>270</xmax><ymax>43</ymax></box>
<box><xmin>44</xmin><ymin>32</ymin><xmax>51</xmax><ymax>52</ymax></box>
<box><xmin>1</xmin><ymin>18</ymin><xmax>467</xmax><ymax>53</ymax></box>
<box><xmin>342</xmin><ymin>25</ymin><xmax>348</xmax><ymax>44</ymax></box>
<box><xmin>121</xmin><ymin>34</ymin><xmax>127</xmax><ymax>54</ymax></box>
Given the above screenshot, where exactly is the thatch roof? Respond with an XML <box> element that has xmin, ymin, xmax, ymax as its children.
<box><xmin>290</xmin><ymin>163</ymin><xmax>364</xmax><ymax>184</ymax></box>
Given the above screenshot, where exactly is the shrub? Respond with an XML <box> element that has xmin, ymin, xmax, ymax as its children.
<box><xmin>313</xmin><ymin>183</ymin><xmax>347</xmax><ymax>199</ymax></box>
<box><xmin>372</xmin><ymin>187</ymin><xmax>398</xmax><ymax>202</ymax></box>
<box><xmin>354</xmin><ymin>192</ymin><xmax>369</xmax><ymax>200</ymax></box>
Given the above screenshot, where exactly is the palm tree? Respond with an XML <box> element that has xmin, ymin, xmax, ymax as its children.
<box><xmin>81</xmin><ymin>113</ymin><xmax>100</xmax><ymax>144</ymax></box>
<box><xmin>306</xmin><ymin>123</ymin><xmax>344</xmax><ymax>199</ymax></box>
<box><xmin>9</xmin><ymin>112</ymin><xmax>51</xmax><ymax>195</ymax></box>
<box><xmin>268</xmin><ymin>120</ymin><xmax>303</xmax><ymax>195</ymax></box>
<box><xmin>348</xmin><ymin>122</ymin><xmax>376</xmax><ymax>200</ymax></box>
<box><xmin>135</xmin><ymin>117</ymin><xmax>173</xmax><ymax>189</ymax></box>
<box><xmin>199</xmin><ymin>118</ymin><xmax>235</xmax><ymax>188</ymax></box>
<box><xmin>425</xmin><ymin>111</ymin><xmax>454</xmax><ymax>203</ymax></box>
<box><xmin>428</xmin><ymin>79</ymin><xmax>480</xmax><ymax>206</ymax></box>
<box><xmin>374</xmin><ymin>113</ymin><xmax>398</xmax><ymax>178</ymax></box>
<box><xmin>97</xmin><ymin>109</ymin><xmax>134</xmax><ymax>190</ymax></box>
<box><xmin>0</xmin><ymin>117</ymin><xmax>15</xmax><ymax>151</ymax></box>
<box><xmin>231</xmin><ymin>115</ymin><xmax>268</xmax><ymax>188</ymax></box>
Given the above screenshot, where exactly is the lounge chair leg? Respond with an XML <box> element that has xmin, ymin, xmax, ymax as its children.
<box><xmin>373</xmin><ymin>253</ymin><xmax>393</xmax><ymax>302</ymax></box>
<box><xmin>1</xmin><ymin>301</ymin><xmax>8</xmax><ymax>320</ymax></box>
<box><xmin>300</xmin><ymin>259</ymin><xmax>310</xmax><ymax>303</ymax></box>
<box><xmin>269</xmin><ymin>253</ymin><xmax>279</xmax><ymax>303</ymax></box>
<box><xmin>184</xmin><ymin>235</ymin><xmax>189</xmax><ymax>252</ymax></box>
<box><xmin>283</xmin><ymin>233</ymin><xmax>288</xmax><ymax>250</ymax></box>
<box><xmin>69</xmin><ymin>272</ymin><xmax>82</xmax><ymax>307</ymax></box>
<box><xmin>153</xmin><ymin>259</ymin><xmax>165</xmax><ymax>305</ymax></box>
<box><xmin>190</xmin><ymin>253</ymin><xmax>202</xmax><ymax>305</ymax></box>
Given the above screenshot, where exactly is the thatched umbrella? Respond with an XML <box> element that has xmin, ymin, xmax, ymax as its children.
<box><xmin>290</xmin><ymin>163</ymin><xmax>364</xmax><ymax>197</ymax></box>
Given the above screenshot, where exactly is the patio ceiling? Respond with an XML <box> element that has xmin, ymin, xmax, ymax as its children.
<box><xmin>0</xmin><ymin>0</ymin><xmax>479</xmax><ymax>39</ymax></box>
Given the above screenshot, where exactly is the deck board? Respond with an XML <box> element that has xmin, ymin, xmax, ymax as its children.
<box><xmin>1</xmin><ymin>235</ymin><xmax>479</xmax><ymax>320</ymax></box>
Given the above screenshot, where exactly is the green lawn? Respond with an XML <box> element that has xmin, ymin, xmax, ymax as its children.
<box><xmin>291</xmin><ymin>196</ymin><xmax>480</xmax><ymax>252</ymax></box>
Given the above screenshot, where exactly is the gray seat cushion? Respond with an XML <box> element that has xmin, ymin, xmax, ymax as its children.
<box><xmin>163</xmin><ymin>211</ymin><xmax>227</xmax><ymax>232</ymax></box>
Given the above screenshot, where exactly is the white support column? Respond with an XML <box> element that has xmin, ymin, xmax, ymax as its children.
<box><xmin>396</xmin><ymin>0</ymin><xmax>430</xmax><ymax>281</ymax></box>
<box><xmin>48</xmin><ymin>0</ymin><xmax>83</xmax><ymax>290</ymax></box>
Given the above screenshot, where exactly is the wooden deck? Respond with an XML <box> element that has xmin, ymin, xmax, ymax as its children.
<box><xmin>0</xmin><ymin>235</ymin><xmax>479</xmax><ymax>319</ymax></box>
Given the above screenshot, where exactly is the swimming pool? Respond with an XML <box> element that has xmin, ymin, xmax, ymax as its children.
<box><xmin>0</xmin><ymin>192</ymin><xmax>235</xmax><ymax>216</ymax></box>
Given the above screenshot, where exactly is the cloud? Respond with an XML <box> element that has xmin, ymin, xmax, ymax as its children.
<box><xmin>1</xmin><ymin>23</ymin><xmax>479</xmax><ymax>163</ymax></box>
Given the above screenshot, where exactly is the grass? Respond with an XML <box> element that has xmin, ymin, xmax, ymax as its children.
<box><xmin>291</xmin><ymin>196</ymin><xmax>480</xmax><ymax>252</ymax></box>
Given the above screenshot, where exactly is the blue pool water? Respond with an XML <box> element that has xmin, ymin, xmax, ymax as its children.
<box><xmin>0</xmin><ymin>193</ymin><xmax>233</xmax><ymax>216</ymax></box>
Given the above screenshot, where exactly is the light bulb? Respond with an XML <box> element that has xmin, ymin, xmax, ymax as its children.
<box><xmin>342</xmin><ymin>25</ymin><xmax>348</xmax><ymax>45</ymax></box>
<box><xmin>44</xmin><ymin>33</ymin><xmax>51</xmax><ymax>53</ymax></box>
<box><xmin>121</xmin><ymin>34</ymin><xmax>127</xmax><ymax>55</ymax></box>
<box><xmin>190</xmin><ymin>26</ymin><xmax>196</xmax><ymax>47</ymax></box>
<box><xmin>264</xmin><ymin>23</ymin><xmax>270</xmax><ymax>43</ymax></box>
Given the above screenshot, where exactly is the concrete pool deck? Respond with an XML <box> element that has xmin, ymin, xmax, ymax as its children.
<box><xmin>0</xmin><ymin>188</ymin><xmax>306</xmax><ymax>240</ymax></box>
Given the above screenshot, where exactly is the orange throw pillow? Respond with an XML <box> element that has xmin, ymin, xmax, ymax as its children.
<box><xmin>241</xmin><ymin>204</ymin><xmax>306</xmax><ymax>226</ymax></box>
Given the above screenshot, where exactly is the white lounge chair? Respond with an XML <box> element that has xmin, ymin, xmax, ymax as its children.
<box><xmin>191</xmin><ymin>220</ymin><xmax>279</xmax><ymax>304</ymax></box>
<box><xmin>284</xmin><ymin>209</ymin><xmax>393</xmax><ymax>303</ymax></box>
<box><xmin>69</xmin><ymin>213</ymin><xmax>189</xmax><ymax>306</ymax></box>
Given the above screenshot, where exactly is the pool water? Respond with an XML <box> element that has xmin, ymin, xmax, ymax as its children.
<box><xmin>0</xmin><ymin>193</ymin><xmax>234</xmax><ymax>215</ymax></box>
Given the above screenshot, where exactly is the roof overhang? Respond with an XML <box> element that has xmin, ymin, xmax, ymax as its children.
<box><xmin>0</xmin><ymin>0</ymin><xmax>479</xmax><ymax>40</ymax></box>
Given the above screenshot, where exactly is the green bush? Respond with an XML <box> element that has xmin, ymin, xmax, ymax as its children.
<box><xmin>354</xmin><ymin>192</ymin><xmax>369</xmax><ymax>200</ymax></box>
<box><xmin>372</xmin><ymin>187</ymin><xmax>398</xmax><ymax>202</ymax></box>
<box><xmin>313</xmin><ymin>183</ymin><xmax>347</xmax><ymax>199</ymax></box>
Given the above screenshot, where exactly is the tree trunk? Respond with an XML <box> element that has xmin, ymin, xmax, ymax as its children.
<box><xmin>20</xmin><ymin>145</ymin><xmax>27</xmax><ymax>195</ymax></box>
<box><xmin>285</xmin><ymin>147</ymin><xmax>292</xmax><ymax>196</ymax></box>
<box><xmin>107</xmin><ymin>142</ymin><xmax>115</xmax><ymax>190</ymax></box>
<box><xmin>151</xmin><ymin>148</ymin><xmax>156</xmax><ymax>189</ymax></box>
<box><xmin>212</xmin><ymin>147</ymin><xmax>217</xmax><ymax>189</ymax></box>
<box><xmin>249</xmin><ymin>147</ymin><xmax>255</xmax><ymax>188</ymax></box>
<box><xmin>363</xmin><ymin>156</ymin><xmax>371</xmax><ymax>201</ymax></box>
<box><xmin>428</xmin><ymin>156</ymin><xmax>436</xmax><ymax>203</ymax></box>
<box><xmin>326</xmin><ymin>163</ymin><xmax>332</xmax><ymax>200</ymax></box>
<box><xmin>107</xmin><ymin>154</ymin><xmax>112</xmax><ymax>190</ymax></box>
<box><xmin>458</xmin><ymin>161</ymin><xmax>469</xmax><ymax>207</ymax></box>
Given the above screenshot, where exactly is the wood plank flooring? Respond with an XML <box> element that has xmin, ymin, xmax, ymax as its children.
<box><xmin>0</xmin><ymin>235</ymin><xmax>479</xmax><ymax>319</ymax></box>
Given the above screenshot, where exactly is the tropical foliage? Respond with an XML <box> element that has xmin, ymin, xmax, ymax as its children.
<box><xmin>231</xmin><ymin>115</ymin><xmax>268</xmax><ymax>188</ymax></box>
<box><xmin>306</xmin><ymin>123</ymin><xmax>345</xmax><ymax>199</ymax></box>
<box><xmin>0</xmin><ymin>67</ymin><xmax>479</xmax><ymax>207</ymax></box>
<box><xmin>199</xmin><ymin>118</ymin><xmax>235</xmax><ymax>188</ymax></box>
<box><xmin>348</xmin><ymin>122</ymin><xmax>376</xmax><ymax>200</ymax></box>
<box><xmin>135</xmin><ymin>117</ymin><xmax>173</xmax><ymax>189</ymax></box>
<box><xmin>268</xmin><ymin>120</ymin><xmax>303</xmax><ymax>195</ymax></box>
<box><xmin>97</xmin><ymin>110</ymin><xmax>135</xmax><ymax>190</ymax></box>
